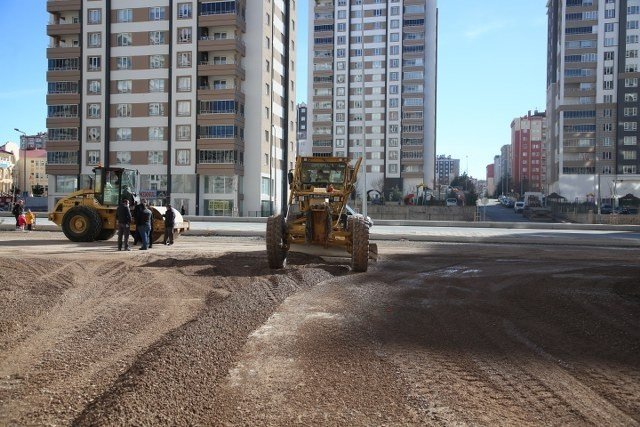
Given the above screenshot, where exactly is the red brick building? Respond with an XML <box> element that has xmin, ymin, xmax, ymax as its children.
<box><xmin>510</xmin><ymin>111</ymin><xmax>547</xmax><ymax>195</ymax></box>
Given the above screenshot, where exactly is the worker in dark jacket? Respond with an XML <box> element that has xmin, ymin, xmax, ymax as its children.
<box><xmin>137</xmin><ymin>201</ymin><xmax>152</xmax><ymax>250</ymax></box>
<box><xmin>163</xmin><ymin>204</ymin><xmax>176</xmax><ymax>245</ymax></box>
<box><xmin>116</xmin><ymin>199</ymin><xmax>132</xmax><ymax>251</ymax></box>
<box><xmin>132</xmin><ymin>200</ymin><xmax>144</xmax><ymax>245</ymax></box>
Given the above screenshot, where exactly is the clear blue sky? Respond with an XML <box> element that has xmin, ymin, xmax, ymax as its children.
<box><xmin>1</xmin><ymin>1</ymin><xmax>547</xmax><ymax>180</ymax></box>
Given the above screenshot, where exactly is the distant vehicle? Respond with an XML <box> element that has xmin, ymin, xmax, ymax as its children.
<box><xmin>446</xmin><ymin>198</ymin><xmax>458</xmax><ymax>207</ymax></box>
<box><xmin>600</xmin><ymin>204</ymin><xmax>613</xmax><ymax>214</ymax></box>
<box><xmin>345</xmin><ymin>204</ymin><xmax>374</xmax><ymax>228</ymax></box>
<box><xmin>506</xmin><ymin>200</ymin><xmax>515</xmax><ymax>208</ymax></box>
<box><xmin>514</xmin><ymin>201</ymin><xmax>525</xmax><ymax>213</ymax></box>
<box><xmin>614</xmin><ymin>207</ymin><xmax>630</xmax><ymax>215</ymax></box>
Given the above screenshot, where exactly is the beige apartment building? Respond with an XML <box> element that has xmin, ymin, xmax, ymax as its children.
<box><xmin>547</xmin><ymin>0</ymin><xmax>640</xmax><ymax>201</ymax></box>
<box><xmin>308</xmin><ymin>0</ymin><xmax>437</xmax><ymax>200</ymax></box>
<box><xmin>46</xmin><ymin>0</ymin><xmax>295</xmax><ymax>216</ymax></box>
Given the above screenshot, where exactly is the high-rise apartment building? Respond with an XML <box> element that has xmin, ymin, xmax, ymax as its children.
<box><xmin>434</xmin><ymin>154</ymin><xmax>459</xmax><ymax>186</ymax></box>
<box><xmin>511</xmin><ymin>111</ymin><xmax>547</xmax><ymax>194</ymax></box>
<box><xmin>46</xmin><ymin>0</ymin><xmax>295</xmax><ymax>216</ymax></box>
<box><xmin>547</xmin><ymin>0</ymin><xmax>640</xmax><ymax>200</ymax></box>
<box><xmin>308</xmin><ymin>0</ymin><xmax>437</xmax><ymax>201</ymax></box>
<box><xmin>296</xmin><ymin>102</ymin><xmax>311</xmax><ymax>156</ymax></box>
<box><xmin>500</xmin><ymin>143</ymin><xmax>512</xmax><ymax>192</ymax></box>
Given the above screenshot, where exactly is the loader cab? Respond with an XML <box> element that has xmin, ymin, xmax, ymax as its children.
<box><xmin>93</xmin><ymin>167</ymin><xmax>138</xmax><ymax>207</ymax></box>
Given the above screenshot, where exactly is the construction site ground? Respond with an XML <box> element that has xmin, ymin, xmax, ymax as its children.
<box><xmin>0</xmin><ymin>231</ymin><xmax>639</xmax><ymax>426</ymax></box>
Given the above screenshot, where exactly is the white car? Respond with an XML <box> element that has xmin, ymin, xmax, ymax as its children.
<box><xmin>514</xmin><ymin>201</ymin><xmax>525</xmax><ymax>213</ymax></box>
<box><xmin>446</xmin><ymin>198</ymin><xmax>458</xmax><ymax>207</ymax></box>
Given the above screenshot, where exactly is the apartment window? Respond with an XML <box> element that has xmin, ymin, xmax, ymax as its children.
<box><xmin>605</xmin><ymin>9</ymin><xmax>616</xmax><ymax>19</ymax></box>
<box><xmin>148</xmin><ymin>127</ymin><xmax>164</xmax><ymax>141</ymax></box>
<box><xmin>623</xmin><ymin>136</ymin><xmax>638</xmax><ymax>145</ymax></box>
<box><xmin>116</xmin><ymin>104</ymin><xmax>132</xmax><ymax>118</ymax></box>
<box><xmin>88</xmin><ymin>103</ymin><xmax>101</xmax><ymax>118</ymax></box>
<box><xmin>117</xmin><ymin>56</ymin><xmax>132</xmax><ymax>70</ymax></box>
<box><xmin>604</xmin><ymin>51</ymin><xmax>615</xmax><ymax>61</ymax></box>
<box><xmin>87</xmin><ymin>56</ymin><xmax>101</xmax><ymax>71</ymax></box>
<box><xmin>149</xmin><ymin>7</ymin><xmax>165</xmax><ymax>20</ymax></box>
<box><xmin>149</xmin><ymin>103</ymin><xmax>165</xmax><ymax>116</ymax></box>
<box><xmin>625</xmin><ymin>93</ymin><xmax>638</xmax><ymax>102</ymax></box>
<box><xmin>87</xmin><ymin>32</ymin><xmax>101</xmax><ymax>48</ymax></box>
<box><xmin>177</xmin><ymin>76</ymin><xmax>192</xmax><ymax>92</ymax></box>
<box><xmin>176</xmin><ymin>125</ymin><xmax>191</xmax><ymax>141</ymax></box>
<box><xmin>265</xmin><ymin>60</ymin><xmax>270</xmax><ymax>71</ymax></box>
<box><xmin>150</xmin><ymin>55</ymin><xmax>165</xmax><ymax>69</ymax></box>
<box><xmin>88</xmin><ymin>9</ymin><xmax>101</xmax><ymax>24</ymax></box>
<box><xmin>178</xmin><ymin>27</ymin><xmax>192</xmax><ymax>43</ymax></box>
<box><xmin>388</xmin><ymin>164</ymin><xmax>398</xmax><ymax>174</ymax></box>
<box><xmin>116</xmin><ymin>151</ymin><xmax>132</xmax><ymax>165</ymax></box>
<box><xmin>87</xmin><ymin>150</ymin><xmax>100</xmax><ymax>166</ymax></box>
<box><xmin>87</xmin><ymin>127</ymin><xmax>100</xmax><ymax>142</ymax></box>
<box><xmin>603</xmin><ymin>123</ymin><xmax>613</xmax><ymax>132</ymax></box>
<box><xmin>265</xmin><ymin>36</ymin><xmax>270</xmax><ymax>49</ymax></box>
<box><xmin>147</xmin><ymin>151</ymin><xmax>164</xmax><ymax>165</ymax></box>
<box><xmin>87</xmin><ymin>79</ymin><xmax>101</xmax><ymax>95</ymax></box>
<box><xmin>149</xmin><ymin>31</ymin><xmax>165</xmax><ymax>45</ymax></box>
<box><xmin>175</xmin><ymin>149</ymin><xmax>191</xmax><ymax>166</ymax></box>
<box><xmin>117</xmin><ymin>9</ymin><xmax>132</xmax><ymax>23</ymax></box>
<box><xmin>149</xmin><ymin>79</ymin><xmax>165</xmax><ymax>93</ymax></box>
<box><xmin>116</xmin><ymin>128</ymin><xmax>132</xmax><ymax>141</ymax></box>
<box><xmin>605</xmin><ymin>22</ymin><xmax>615</xmax><ymax>32</ymax></box>
<box><xmin>177</xmin><ymin>51</ymin><xmax>192</xmax><ymax>67</ymax></box>
<box><xmin>117</xmin><ymin>33</ymin><xmax>132</xmax><ymax>46</ymax></box>
<box><xmin>624</xmin><ymin>107</ymin><xmax>638</xmax><ymax>117</ymax></box>
<box><xmin>178</xmin><ymin>3</ymin><xmax>192</xmax><ymax>19</ymax></box>
<box><xmin>177</xmin><ymin>100</ymin><xmax>191</xmax><ymax>117</ymax></box>
<box><xmin>117</xmin><ymin>80</ymin><xmax>132</xmax><ymax>93</ymax></box>
<box><xmin>626</xmin><ymin>78</ymin><xmax>639</xmax><ymax>87</ymax></box>
<box><xmin>623</xmin><ymin>122</ymin><xmax>638</xmax><ymax>131</ymax></box>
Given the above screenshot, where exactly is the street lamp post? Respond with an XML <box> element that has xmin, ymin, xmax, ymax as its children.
<box><xmin>14</xmin><ymin>128</ymin><xmax>27</xmax><ymax>198</ymax></box>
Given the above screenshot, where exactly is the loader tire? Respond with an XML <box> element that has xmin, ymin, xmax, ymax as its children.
<box><xmin>61</xmin><ymin>206</ymin><xmax>103</xmax><ymax>242</ymax></box>
<box><xmin>350</xmin><ymin>216</ymin><xmax>369</xmax><ymax>272</ymax></box>
<box><xmin>266</xmin><ymin>214</ymin><xmax>287</xmax><ymax>269</ymax></box>
<box><xmin>96</xmin><ymin>228</ymin><xmax>116</xmax><ymax>241</ymax></box>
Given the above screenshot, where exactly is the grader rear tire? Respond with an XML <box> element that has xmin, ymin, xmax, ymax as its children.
<box><xmin>266</xmin><ymin>214</ymin><xmax>287</xmax><ymax>269</ymax></box>
<box><xmin>61</xmin><ymin>206</ymin><xmax>103</xmax><ymax>242</ymax></box>
<box><xmin>350</xmin><ymin>216</ymin><xmax>369</xmax><ymax>272</ymax></box>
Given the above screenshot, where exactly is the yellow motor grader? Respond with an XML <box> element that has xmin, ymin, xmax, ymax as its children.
<box><xmin>266</xmin><ymin>156</ymin><xmax>377</xmax><ymax>272</ymax></box>
<box><xmin>48</xmin><ymin>167</ymin><xmax>189</xmax><ymax>243</ymax></box>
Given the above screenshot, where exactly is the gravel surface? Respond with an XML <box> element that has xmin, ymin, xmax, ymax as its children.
<box><xmin>0</xmin><ymin>231</ymin><xmax>639</xmax><ymax>425</ymax></box>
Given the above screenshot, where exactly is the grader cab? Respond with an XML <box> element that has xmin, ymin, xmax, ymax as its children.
<box><xmin>266</xmin><ymin>156</ymin><xmax>377</xmax><ymax>272</ymax></box>
<box><xmin>48</xmin><ymin>167</ymin><xmax>189</xmax><ymax>243</ymax></box>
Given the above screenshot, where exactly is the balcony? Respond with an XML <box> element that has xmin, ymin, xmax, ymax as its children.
<box><xmin>199</xmin><ymin>12</ymin><xmax>246</xmax><ymax>32</ymax></box>
<box><xmin>197</xmin><ymin>86</ymin><xmax>245</xmax><ymax>101</ymax></box>
<box><xmin>197</xmin><ymin>62</ymin><xmax>245</xmax><ymax>80</ymax></box>
<box><xmin>47</xmin><ymin>0</ymin><xmax>82</xmax><ymax>13</ymax></box>
<box><xmin>46</xmin><ymin>92</ymin><xmax>80</xmax><ymax>104</ymax></box>
<box><xmin>47</xmin><ymin>22</ymin><xmax>80</xmax><ymax>37</ymax></box>
<box><xmin>198</xmin><ymin>37</ymin><xmax>246</xmax><ymax>56</ymax></box>
<box><xmin>47</xmin><ymin>40</ymin><xmax>80</xmax><ymax>57</ymax></box>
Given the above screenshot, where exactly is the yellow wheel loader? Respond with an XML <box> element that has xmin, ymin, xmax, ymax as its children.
<box><xmin>48</xmin><ymin>167</ymin><xmax>189</xmax><ymax>243</ymax></box>
<box><xmin>266</xmin><ymin>156</ymin><xmax>377</xmax><ymax>272</ymax></box>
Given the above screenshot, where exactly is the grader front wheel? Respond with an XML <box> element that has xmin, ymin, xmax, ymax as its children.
<box><xmin>266</xmin><ymin>214</ymin><xmax>288</xmax><ymax>269</ymax></box>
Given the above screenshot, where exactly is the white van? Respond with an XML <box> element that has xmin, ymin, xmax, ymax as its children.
<box><xmin>514</xmin><ymin>201</ymin><xmax>525</xmax><ymax>213</ymax></box>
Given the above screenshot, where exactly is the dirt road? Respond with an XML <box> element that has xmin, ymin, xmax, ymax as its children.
<box><xmin>1</xmin><ymin>232</ymin><xmax>639</xmax><ymax>425</ymax></box>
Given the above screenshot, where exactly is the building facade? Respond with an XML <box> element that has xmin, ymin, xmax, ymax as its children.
<box><xmin>0</xmin><ymin>149</ymin><xmax>17</xmax><ymax>197</ymax></box>
<box><xmin>500</xmin><ymin>143</ymin><xmax>512</xmax><ymax>193</ymax></box>
<box><xmin>434</xmin><ymin>154</ymin><xmax>459</xmax><ymax>186</ymax></box>
<box><xmin>46</xmin><ymin>0</ymin><xmax>295</xmax><ymax>216</ymax></box>
<box><xmin>510</xmin><ymin>111</ymin><xmax>547</xmax><ymax>195</ymax></box>
<box><xmin>296</xmin><ymin>102</ymin><xmax>312</xmax><ymax>156</ymax></box>
<box><xmin>308</xmin><ymin>0</ymin><xmax>437</xmax><ymax>200</ymax></box>
<box><xmin>547</xmin><ymin>0</ymin><xmax>640</xmax><ymax>201</ymax></box>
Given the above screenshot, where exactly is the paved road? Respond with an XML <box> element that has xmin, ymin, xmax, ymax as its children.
<box><xmin>482</xmin><ymin>199</ymin><xmax>530</xmax><ymax>222</ymax></box>
<box><xmin>1</xmin><ymin>214</ymin><xmax>638</xmax><ymax>248</ymax></box>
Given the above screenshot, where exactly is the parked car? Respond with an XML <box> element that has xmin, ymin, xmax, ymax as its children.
<box><xmin>614</xmin><ymin>207</ymin><xmax>630</xmax><ymax>215</ymax></box>
<box><xmin>600</xmin><ymin>204</ymin><xmax>613</xmax><ymax>214</ymax></box>
<box><xmin>514</xmin><ymin>201</ymin><xmax>525</xmax><ymax>213</ymax></box>
<box><xmin>446</xmin><ymin>198</ymin><xmax>458</xmax><ymax>207</ymax></box>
